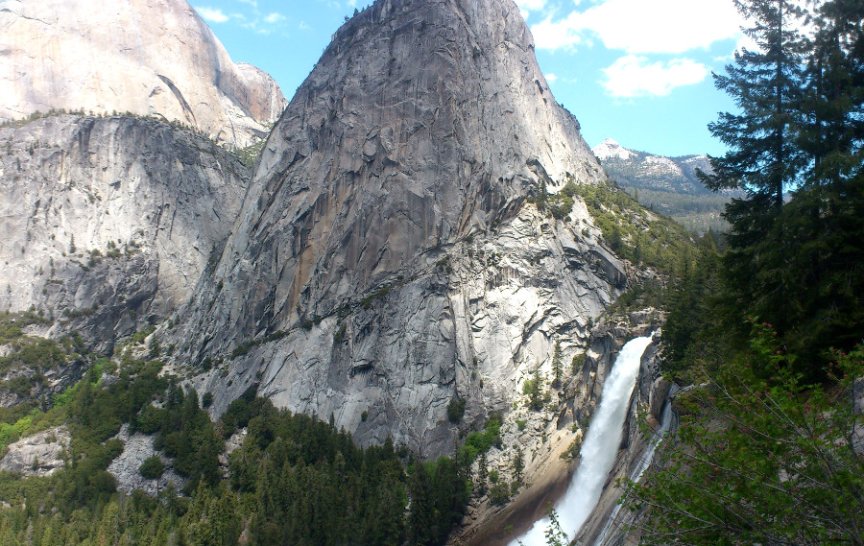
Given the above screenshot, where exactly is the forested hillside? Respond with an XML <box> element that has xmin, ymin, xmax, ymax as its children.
<box><xmin>0</xmin><ymin>315</ymin><xmax>471</xmax><ymax>545</ymax></box>
<box><xmin>628</xmin><ymin>0</ymin><xmax>864</xmax><ymax>542</ymax></box>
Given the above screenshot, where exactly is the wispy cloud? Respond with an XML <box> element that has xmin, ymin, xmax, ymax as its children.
<box><xmin>602</xmin><ymin>55</ymin><xmax>709</xmax><ymax>97</ymax></box>
<box><xmin>194</xmin><ymin>6</ymin><xmax>231</xmax><ymax>23</ymax></box>
<box><xmin>264</xmin><ymin>12</ymin><xmax>285</xmax><ymax>24</ymax></box>
<box><xmin>545</xmin><ymin>72</ymin><xmax>559</xmax><ymax>83</ymax></box>
<box><xmin>199</xmin><ymin>1</ymin><xmax>289</xmax><ymax>34</ymax></box>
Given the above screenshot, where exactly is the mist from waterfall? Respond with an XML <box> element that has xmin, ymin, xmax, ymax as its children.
<box><xmin>510</xmin><ymin>336</ymin><xmax>653</xmax><ymax>546</ymax></box>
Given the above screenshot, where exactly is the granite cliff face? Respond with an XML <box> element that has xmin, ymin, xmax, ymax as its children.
<box><xmin>0</xmin><ymin>115</ymin><xmax>249</xmax><ymax>349</ymax></box>
<box><xmin>174</xmin><ymin>0</ymin><xmax>625</xmax><ymax>458</ymax></box>
<box><xmin>0</xmin><ymin>0</ymin><xmax>286</xmax><ymax>148</ymax></box>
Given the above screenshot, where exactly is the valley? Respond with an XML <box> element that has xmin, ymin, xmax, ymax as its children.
<box><xmin>0</xmin><ymin>0</ymin><xmax>861</xmax><ymax>545</ymax></box>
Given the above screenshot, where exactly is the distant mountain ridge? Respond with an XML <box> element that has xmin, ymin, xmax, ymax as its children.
<box><xmin>592</xmin><ymin>138</ymin><xmax>713</xmax><ymax>194</ymax></box>
<box><xmin>593</xmin><ymin>138</ymin><xmax>731</xmax><ymax>233</ymax></box>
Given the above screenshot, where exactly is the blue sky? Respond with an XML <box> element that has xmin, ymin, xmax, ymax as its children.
<box><xmin>193</xmin><ymin>0</ymin><xmax>746</xmax><ymax>157</ymax></box>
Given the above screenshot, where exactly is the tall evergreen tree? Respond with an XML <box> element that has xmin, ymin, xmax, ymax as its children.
<box><xmin>699</xmin><ymin>0</ymin><xmax>810</xmax><ymax>348</ymax></box>
<box><xmin>799</xmin><ymin>0</ymin><xmax>864</xmax><ymax>187</ymax></box>
<box><xmin>701</xmin><ymin>0</ymin><xmax>808</xmax><ymax>207</ymax></box>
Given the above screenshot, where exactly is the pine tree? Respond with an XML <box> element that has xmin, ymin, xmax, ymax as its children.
<box><xmin>551</xmin><ymin>341</ymin><xmax>562</xmax><ymax>389</ymax></box>
<box><xmin>699</xmin><ymin>0</ymin><xmax>812</xmax><ymax>348</ymax></box>
<box><xmin>799</xmin><ymin>0</ymin><xmax>864</xmax><ymax>187</ymax></box>
<box><xmin>701</xmin><ymin>0</ymin><xmax>808</xmax><ymax>208</ymax></box>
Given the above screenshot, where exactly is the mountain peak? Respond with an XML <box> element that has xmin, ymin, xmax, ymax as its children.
<box><xmin>593</xmin><ymin>138</ymin><xmax>635</xmax><ymax>161</ymax></box>
<box><xmin>0</xmin><ymin>0</ymin><xmax>286</xmax><ymax>147</ymax></box>
<box><xmin>174</xmin><ymin>0</ymin><xmax>613</xmax><ymax>456</ymax></box>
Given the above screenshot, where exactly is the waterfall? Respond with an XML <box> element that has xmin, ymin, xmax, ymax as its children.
<box><xmin>510</xmin><ymin>336</ymin><xmax>653</xmax><ymax>546</ymax></box>
<box><xmin>593</xmin><ymin>392</ymin><xmax>675</xmax><ymax>545</ymax></box>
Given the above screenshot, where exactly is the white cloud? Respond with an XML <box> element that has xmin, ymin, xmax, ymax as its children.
<box><xmin>515</xmin><ymin>0</ymin><xmax>547</xmax><ymax>20</ymax></box>
<box><xmin>264</xmin><ymin>12</ymin><xmax>285</xmax><ymax>24</ymax></box>
<box><xmin>195</xmin><ymin>6</ymin><xmax>230</xmax><ymax>23</ymax></box>
<box><xmin>532</xmin><ymin>0</ymin><xmax>743</xmax><ymax>54</ymax></box>
<box><xmin>516</xmin><ymin>0</ymin><xmax>547</xmax><ymax>12</ymax></box>
<box><xmin>602</xmin><ymin>55</ymin><xmax>709</xmax><ymax>97</ymax></box>
<box><xmin>545</xmin><ymin>72</ymin><xmax>559</xmax><ymax>83</ymax></box>
<box><xmin>347</xmin><ymin>0</ymin><xmax>358</xmax><ymax>7</ymax></box>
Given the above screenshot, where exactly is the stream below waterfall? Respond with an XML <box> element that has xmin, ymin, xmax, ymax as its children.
<box><xmin>509</xmin><ymin>336</ymin><xmax>653</xmax><ymax>546</ymax></box>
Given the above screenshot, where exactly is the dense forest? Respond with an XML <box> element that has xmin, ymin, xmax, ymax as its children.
<box><xmin>629</xmin><ymin>0</ymin><xmax>864</xmax><ymax>543</ymax></box>
<box><xmin>0</xmin><ymin>326</ymin><xmax>472</xmax><ymax>545</ymax></box>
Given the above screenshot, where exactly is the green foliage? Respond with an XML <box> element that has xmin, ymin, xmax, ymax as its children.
<box><xmin>570</xmin><ymin>352</ymin><xmax>585</xmax><ymax>376</ymax></box>
<box><xmin>447</xmin><ymin>396</ymin><xmax>466</xmax><ymax>423</ymax></box>
<box><xmin>0</xmin><ymin>311</ymin><xmax>49</xmax><ymax>344</ymax></box>
<box><xmin>511</xmin><ymin>446</ymin><xmax>524</xmax><ymax>485</ymax></box>
<box><xmin>629</xmin><ymin>7</ymin><xmax>864</xmax><ymax>524</ymax></box>
<box><xmin>724</xmin><ymin>183</ymin><xmax>864</xmax><ymax>378</ymax></box>
<box><xmin>407</xmin><ymin>457</ymin><xmax>470</xmax><ymax>546</ymax></box>
<box><xmin>523</xmin><ymin>368</ymin><xmax>546</xmax><ymax>411</ymax></box>
<box><xmin>458</xmin><ymin>416</ymin><xmax>502</xmax><ymax>466</ymax></box>
<box><xmin>233</xmin><ymin>139</ymin><xmax>266</xmax><ymax>167</ymax></box>
<box><xmin>0</xmin><ymin>370</ymin><xmax>470</xmax><ymax>546</ymax></box>
<box><xmin>632</xmin><ymin>334</ymin><xmax>864</xmax><ymax>544</ymax></box>
<box><xmin>659</xmin><ymin>236</ymin><xmax>725</xmax><ymax>381</ymax></box>
<box><xmin>361</xmin><ymin>285</ymin><xmax>391</xmax><ymax>309</ymax></box>
<box><xmin>488</xmin><ymin>480</ymin><xmax>511</xmax><ymax>506</ymax></box>
<box><xmin>139</xmin><ymin>456</ymin><xmax>165</xmax><ymax>480</ymax></box>
<box><xmin>475</xmin><ymin>451</ymin><xmax>488</xmax><ymax>495</ymax></box>
<box><xmin>692</xmin><ymin>0</ymin><xmax>864</xmax><ymax>381</ymax></box>
<box><xmin>551</xmin><ymin>341</ymin><xmax>562</xmax><ymax>388</ymax></box>
<box><xmin>230</xmin><ymin>329</ymin><xmax>287</xmax><ymax>358</ymax></box>
<box><xmin>543</xmin><ymin>509</ymin><xmax>569</xmax><ymax>546</ymax></box>
<box><xmin>572</xmin><ymin>180</ymin><xmax>696</xmax><ymax>276</ymax></box>
<box><xmin>701</xmin><ymin>0</ymin><xmax>807</xmax><ymax>207</ymax></box>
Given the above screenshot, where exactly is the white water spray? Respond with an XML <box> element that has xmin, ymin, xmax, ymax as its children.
<box><xmin>510</xmin><ymin>336</ymin><xmax>653</xmax><ymax>546</ymax></box>
<box><xmin>594</xmin><ymin>393</ymin><xmax>675</xmax><ymax>545</ymax></box>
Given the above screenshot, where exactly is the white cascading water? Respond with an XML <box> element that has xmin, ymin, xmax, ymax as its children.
<box><xmin>510</xmin><ymin>336</ymin><xmax>654</xmax><ymax>546</ymax></box>
<box><xmin>593</xmin><ymin>393</ymin><xmax>674</xmax><ymax>545</ymax></box>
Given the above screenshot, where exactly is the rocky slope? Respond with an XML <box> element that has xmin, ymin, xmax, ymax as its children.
<box><xmin>0</xmin><ymin>0</ymin><xmax>286</xmax><ymax>148</ymax></box>
<box><xmin>593</xmin><ymin>138</ymin><xmax>732</xmax><ymax>233</ymax></box>
<box><xmin>173</xmin><ymin>0</ymin><xmax>619</xmax><ymax>460</ymax></box>
<box><xmin>0</xmin><ymin>426</ymin><xmax>70</xmax><ymax>477</ymax></box>
<box><xmin>0</xmin><ymin>114</ymin><xmax>249</xmax><ymax>350</ymax></box>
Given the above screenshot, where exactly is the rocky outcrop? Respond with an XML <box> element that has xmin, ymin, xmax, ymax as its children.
<box><xmin>0</xmin><ymin>426</ymin><xmax>70</xmax><ymax>477</ymax></box>
<box><xmin>107</xmin><ymin>424</ymin><xmax>185</xmax><ymax>495</ymax></box>
<box><xmin>0</xmin><ymin>351</ymin><xmax>87</xmax><ymax>409</ymax></box>
<box><xmin>0</xmin><ymin>0</ymin><xmax>286</xmax><ymax>148</ymax></box>
<box><xmin>0</xmin><ymin>114</ymin><xmax>249</xmax><ymax>350</ymax></box>
<box><xmin>173</xmin><ymin>0</ymin><xmax>612</xmax><ymax>457</ymax></box>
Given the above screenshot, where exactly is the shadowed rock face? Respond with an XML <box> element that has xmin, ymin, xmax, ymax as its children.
<box><xmin>0</xmin><ymin>115</ymin><xmax>249</xmax><ymax>350</ymax></box>
<box><xmin>0</xmin><ymin>0</ymin><xmax>286</xmax><ymax>148</ymax></box>
<box><xmin>175</xmin><ymin>0</ymin><xmax>622</xmax><ymax>456</ymax></box>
